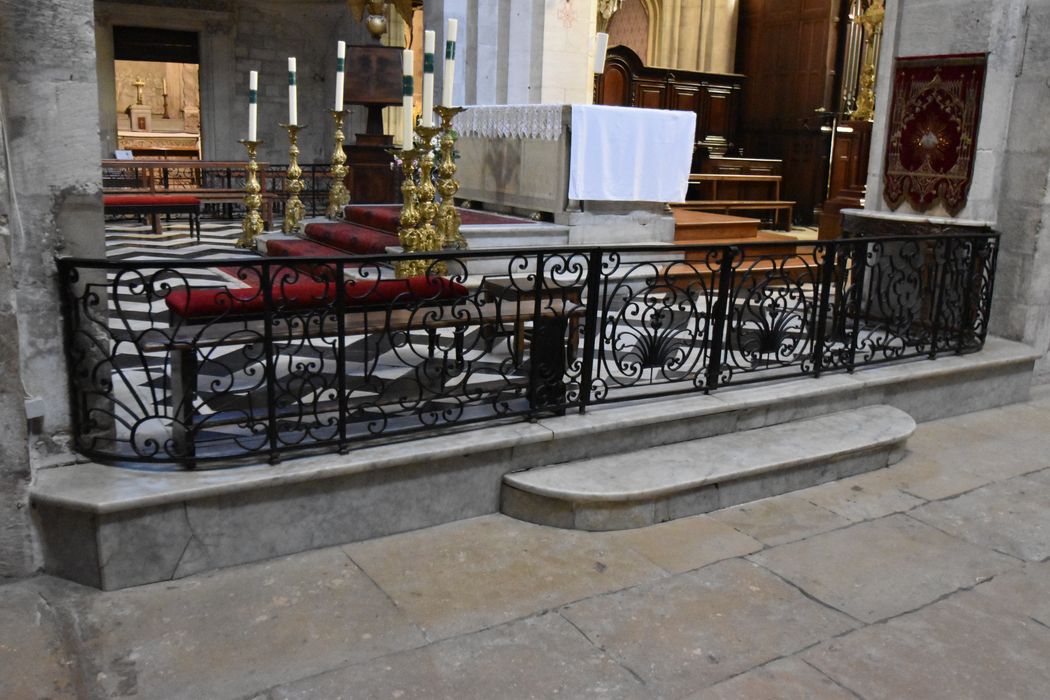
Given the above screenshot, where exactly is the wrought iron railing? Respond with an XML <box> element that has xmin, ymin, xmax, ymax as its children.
<box><xmin>57</xmin><ymin>232</ymin><xmax>998</xmax><ymax>468</ymax></box>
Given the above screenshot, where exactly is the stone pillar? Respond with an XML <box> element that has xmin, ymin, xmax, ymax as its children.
<box><xmin>425</xmin><ymin>0</ymin><xmax>470</xmax><ymax>107</ymax></box>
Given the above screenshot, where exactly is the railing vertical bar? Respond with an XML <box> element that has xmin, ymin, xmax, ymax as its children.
<box><xmin>979</xmin><ymin>236</ymin><xmax>1000</xmax><ymax>347</ymax></box>
<box><xmin>847</xmin><ymin>239</ymin><xmax>867</xmax><ymax>372</ymax></box>
<box><xmin>57</xmin><ymin>258</ymin><xmax>84</xmax><ymax>450</ymax></box>
<box><xmin>335</xmin><ymin>261</ymin><xmax>349</xmax><ymax>450</ymax></box>
<box><xmin>811</xmin><ymin>242</ymin><xmax>836</xmax><ymax>378</ymax></box>
<box><xmin>929</xmin><ymin>238</ymin><xmax>950</xmax><ymax>359</ymax></box>
<box><xmin>528</xmin><ymin>252</ymin><xmax>546</xmax><ymax>415</ymax></box>
<box><xmin>578</xmin><ymin>249</ymin><xmax>602</xmax><ymax>414</ymax></box>
<box><xmin>956</xmin><ymin>236</ymin><xmax>978</xmax><ymax>353</ymax></box>
<box><xmin>705</xmin><ymin>247</ymin><xmax>736</xmax><ymax>392</ymax></box>
<box><xmin>261</xmin><ymin>260</ymin><xmax>280</xmax><ymax>463</ymax></box>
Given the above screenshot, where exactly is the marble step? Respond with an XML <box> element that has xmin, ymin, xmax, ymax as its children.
<box><xmin>501</xmin><ymin>404</ymin><xmax>916</xmax><ymax>531</ymax></box>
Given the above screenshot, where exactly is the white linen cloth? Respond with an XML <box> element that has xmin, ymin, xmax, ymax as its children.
<box><xmin>568</xmin><ymin>104</ymin><xmax>696</xmax><ymax>202</ymax></box>
<box><xmin>453</xmin><ymin>104</ymin><xmax>565</xmax><ymax>140</ymax></box>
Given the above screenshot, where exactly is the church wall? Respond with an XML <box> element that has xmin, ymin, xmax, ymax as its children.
<box><xmin>0</xmin><ymin>0</ymin><xmax>107</xmax><ymax>576</ymax></box>
<box><xmin>95</xmin><ymin>1</ymin><xmax>371</xmax><ymax>164</ymax></box>
<box><xmin>865</xmin><ymin>0</ymin><xmax>1050</xmax><ymax>381</ymax></box>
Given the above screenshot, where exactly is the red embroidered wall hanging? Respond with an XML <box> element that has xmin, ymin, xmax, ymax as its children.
<box><xmin>882</xmin><ymin>54</ymin><xmax>987</xmax><ymax>216</ymax></box>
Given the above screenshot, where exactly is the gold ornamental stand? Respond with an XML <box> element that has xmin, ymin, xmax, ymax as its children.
<box><xmin>236</xmin><ymin>139</ymin><xmax>264</xmax><ymax>249</ymax></box>
<box><xmin>280</xmin><ymin>124</ymin><xmax>306</xmax><ymax>233</ymax></box>
<box><xmin>413</xmin><ymin>124</ymin><xmax>444</xmax><ymax>274</ymax></box>
<box><xmin>393</xmin><ymin>148</ymin><xmax>425</xmax><ymax>278</ymax></box>
<box><xmin>326</xmin><ymin>110</ymin><xmax>350</xmax><ymax>219</ymax></box>
<box><xmin>434</xmin><ymin>106</ymin><xmax>467</xmax><ymax>250</ymax></box>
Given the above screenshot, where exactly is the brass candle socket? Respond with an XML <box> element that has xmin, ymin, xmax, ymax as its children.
<box><xmin>326</xmin><ymin>110</ymin><xmax>350</xmax><ymax>219</ymax></box>
<box><xmin>237</xmin><ymin>139</ymin><xmax>265</xmax><ymax>249</ymax></box>
<box><xmin>434</xmin><ymin>106</ymin><xmax>468</xmax><ymax>250</ymax></box>
<box><xmin>280</xmin><ymin>124</ymin><xmax>307</xmax><ymax>234</ymax></box>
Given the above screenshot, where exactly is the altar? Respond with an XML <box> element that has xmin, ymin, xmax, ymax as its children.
<box><xmin>454</xmin><ymin>104</ymin><xmax>695</xmax><ymax>243</ymax></box>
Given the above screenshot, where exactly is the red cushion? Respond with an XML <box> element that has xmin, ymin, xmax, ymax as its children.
<box><xmin>265</xmin><ymin>238</ymin><xmax>356</xmax><ymax>278</ymax></box>
<box><xmin>165</xmin><ymin>275</ymin><xmax>469</xmax><ymax>319</ymax></box>
<box><xmin>343</xmin><ymin>205</ymin><xmax>401</xmax><ymax>233</ymax></box>
<box><xmin>304</xmin><ymin>222</ymin><xmax>399</xmax><ymax>255</ymax></box>
<box><xmin>104</xmin><ymin>194</ymin><xmax>201</xmax><ymax>207</ymax></box>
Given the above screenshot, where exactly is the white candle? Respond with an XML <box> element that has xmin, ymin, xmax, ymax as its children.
<box><xmin>162</xmin><ymin>78</ymin><xmax>168</xmax><ymax>96</ymax></box>
<box><xmin>593</xmin><ymin>32</ymin><xmax>609</xmax><ymax>74</ymax></box>
<box><xmin>442</xmin><ymin>18</ymin><xmax>458</xmax><ymax>107</ymax></box>
<box><xmin>335</xmin><ymin>40</ymin><xmax>346</xmax><ymax>111</ymax></box>
<box><xmin>248</xmin><ymin>70</ymin><xmax>258</xmax><ymax>141</ymax></box>
<box><xmin>422</xmin><ymin>30</ymin><xmax>435</xmax><ymax>127</ymax></box>
<box><xmin>288</xmin><ymin>57</ymin><xmax>298</xmax><ymax>125</ymax></box>
<box><xmin>402</xmin><ymin>48</ymin><xmax>414</xmax><ymax>150</ymax></box>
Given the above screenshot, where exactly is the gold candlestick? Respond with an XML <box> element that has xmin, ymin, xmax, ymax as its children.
<box><xmin>280</xmin><ymin>123</ymin><xmax>307</xmax><ymax>234</ymax></box>
<box><xmin>326</xmin><ymin>109</ymin><xmax>350</xmax><ymax>219</ymax></box>
<box><xmin>434</xmin><ymin>106</ymin><xmax>468</xmax><ymax>250</ymax></box>
<box><xmin>237</xmin><ymin>139</ymin><xmax>265</xmax><ymax>249</ymax></box>
<box><xmin>413</xmin><ymin>124</ymin><xmax>445</xmax><ymax>275</ymax></box>
<box><xmin>393</xmin><ymin>148</ymin><xmax>426</xmax><ymax>278</ymax></box>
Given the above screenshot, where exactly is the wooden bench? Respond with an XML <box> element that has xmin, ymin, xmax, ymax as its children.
<box><xmin>672</xmin><ymin>200</ymin><xmax>795</xmax><ymax>230</ymax></box>
<box><xmin>144</xmin><ymin>291</ymin><xmax>584</xmax><ymax>463</ymax></box>
<box><xmin>103</xmin><ymin>194</ymin><xmax>202</xmax><ymax>241</ymax></box>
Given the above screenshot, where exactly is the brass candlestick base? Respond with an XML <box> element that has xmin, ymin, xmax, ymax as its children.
<box><xmin>413</xmin><ymin>124</ymin><xmax>445</xmax><ymax>276</ymax></box>
<box><xmin>326</xmin><ymin>110</ymin><xmax>350</xmax><ymax>219</ymax></box>
<box><xmin>281</xmin><ymin>124</ymin><xmax>307</xmax><ymax>234</ymax></box>
<box><xmin>434</xmin><ymin>106</ymin><xmax>468</xmax><ymax>250</ymax></box>
<box><xmin>237</xmin><ymin>139</ymin><xmax>265</xmax><ymax>249</ymax></box>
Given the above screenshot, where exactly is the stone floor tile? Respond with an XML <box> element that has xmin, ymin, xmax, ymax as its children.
<box><xmin>263</xmin><ymin>612</ymin><xmax>649</xmax><ymax>700</ymax></box>
<box><xmin>707</xmin><ymin>493</ymin><xmax>851</xmax><ymax>546</ymax></box>
<box><xmin>686</xmin><ymin>657</ymin><xmax>857</xmax><ymax>700</ymax></box>
<box><xmin>796</xmin><ymin>467</ymin><xmax>926</xmax><ymax>523</ymax></box>
<box><xmin>804</xmin><ymin>590</ymin><xmax>1050</xmax><ymax>700</ymax></box>
<box><xmin>69</xmin><ymin>547</ymin><xmax>426</xmax><ymax>700</ymax></box>
<box><xmin>1025</xmin><ymin>466</ymin><xmax>1050</xmax><ymax>487</ymax></box>
<box><xmin>968</xmin><ymin>561</ymin><xmax>1050</xmax><ymax>628</ymax></box>
<box><xmin>872</xmin><ymin>450</ymin><xmax>997</xmax><ymax>501</ymax></box>
<box><xmin>560</xmin><ymin>558</ymin><xmax>856</xmax><ymax>697</ymax></box>
<box><xmin>751</xmin><ymin>513</ymin><xmax>1017</xmax><ymax>623</ymax></box>
<box><xmin>605</xmin><ymin>514</ymin><xmax>763</xmax><ymax>574</ymax></box>
<box><xmin>910</xmin><ymin>476</ymin><xmax>1050</xmax><ymax>561</ymax></box>
<box><xmin>343</xmin><ymin>514</ymin><xmax>666</xmax><ymax>641</ymax></box>
<box><xmin>0</xmin><ymin>579</ymin><xmax>80</xmax><ymax>699</ymax></box>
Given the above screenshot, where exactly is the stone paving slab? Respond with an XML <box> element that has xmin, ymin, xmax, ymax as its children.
<box><xmin>909</xmin><ymin>475</ymin><xmax>1050</xmax><ymax>561</ymax></box>
<box><xmin>803</xmin><ymin>590</ymin><xmax>1050</xmax><ymax>700</ymax></box>
<box><xmin>560</xmin><ymin>558</ymin><xmax>857</xmax><ymax>697</ymax></box>
<box><xmin>67</xmin><ymin>547</ymin><xmax>426</xmax><ymax>700</ymax></box>
<box><xmin>855</xmin><ymin>449</ymin><xmax>1000</xmax><ymax>502</ymax></box>
<box><xmin>688</xmin><ymin>657</ymin><xmax>857</xmax><ymax>700</ymax></box>
<box><xmin>751</xmin><ymin>513</ymin><xmax>1018</xmax><ymax>623</ymax></box>
<box><xmin>258</xmin><ymin>612</ymin><xmax>649</xmax><ymax>700</ymax></box>
<box><xmin>708</xmin><ymin>493</ymin><xmax>851</xmax><ymax>546</ymax></box>
<box><xmin>969</xmin><ymin>561</ymin><xmax>1050</xmax><ymax>627</ymax></box>
<box><xmin>794</xmin><ymin>467</ymin><xmax>927</xmax><ymax>522</ymax></box>
<box><xmin>344</xmin><ymin>515</ymin><xmax>667</xmax><ymax>641</ymax></box>
<box><xmin>0</xmin><ymin>580</ymin><xmax>80</xmax><ymax>700</ymax></box>
<box><xmin>603</xmin><ymin>514</ymin><xmax>763</xmax><ymax>574</ymax></box>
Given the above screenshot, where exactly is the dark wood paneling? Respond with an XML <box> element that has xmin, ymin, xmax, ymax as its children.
<box><xmin>596</xmin><ymin>46</ymin><xmax>745</xmax><ymax>156</ymax></box>
<box><xmin>736</xmin><ymin>0</ymin><xmax>841</xmax><ymax>224</ymax></box>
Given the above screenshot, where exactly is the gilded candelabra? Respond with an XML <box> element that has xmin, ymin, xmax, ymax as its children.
<box><xmin>326</xmin><ymin>110</ymin><xmax>350</xmax><ymax>219</ymax></box>
<box><xmin>413</xmin><ymin>125</ymin><xmax>443</xmax><ymax>273</ymax></box>
<box><xmin>851</xmin><ymin>0</ymin><xmax>885</xmax><ymax>121</ymax></box>
<box><xmin>393</xmin><ymin>148</ymin><xmax>426</xmax><ymax>278</ymax></box>
<box><xmin>434</xmin><ymin>106</ymin><xmax>468</xmax><ymax>250</ymax></box>
<box><xmin>237</xmin><ymin>139</ymin><xmax>265</xmax><ymax>249</ymax></box>
<box><xmin>281</xmin><ymin>124</ymin><xmax>306</xmax><ymax>234</ymax></box>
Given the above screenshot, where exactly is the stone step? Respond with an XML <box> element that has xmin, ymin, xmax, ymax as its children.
<box><xmin>673</xmin><ymin>211</ymin><xmax>760</xmax><ymax>241</ymax></box>
<box><xmin>501</xmin><ymin>405</ymin><xmax>916</xmax><ymax>531</ymax></box>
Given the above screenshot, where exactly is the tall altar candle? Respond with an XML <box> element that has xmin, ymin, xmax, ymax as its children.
<box><xmin>288</xmin><ymin>57</ymin><xmax>298</xmax><ymax>125</ymax></box>
<box><xmin>593</xmin><ymin>32</ymin><xmax>609</xmax><ymax>74</ymax></box>
<box><xmin>422</xmin><ymin>30</ymin><xmax>435</xmax><ymax>127</ymax></box>
<box><xmin>335</xmin><ymin>40</ymin><xmax>346</xmax><ymax>111</ymax></box>
<box><xmin>442</xmin><ymin>19</ymin><xmax>458</xmax><ymax>107</ymax></box>
<box><xmin>248</xmin><ymin>70</ymin><xmax>258</xmax><ymax>141</ymax></box>
<box><xmin>162</xmin><ymin>78</ymin><xmax>168</xmax><ymax>96</ymax></box>
<box><xmin>402</xmin><ymin>48</ymin><xmax>414</xmax><ymax>150</ymax></box>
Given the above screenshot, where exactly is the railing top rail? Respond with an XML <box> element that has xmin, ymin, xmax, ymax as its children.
<box><xmin>57</xmin><ymin>231</ymin><xmax>999</xmax><ymax>269</ymax></box>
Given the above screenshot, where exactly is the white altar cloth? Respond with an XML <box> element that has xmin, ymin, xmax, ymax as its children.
<box><xmin>568</xmin><ymin>105</ymin><xmax>696</xmax><ymax>202</ymax></box>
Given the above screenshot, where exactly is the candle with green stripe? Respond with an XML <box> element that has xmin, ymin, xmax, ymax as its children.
<box><xmin>402</xmin><ymin>48</ymin><xmax>414</xmax><ymax>151</ymax></box>
<box><xmin>288</xmin><ymin>57</ymin><xmax>297</xmax><ymax>125</ymax></box>
<box><xmin>248</xmin><ymin>70</ymin><xmax>258</xmax><ymax>141</ymax></box>
<box><xmin>442</xmin><ymin>18</ymin><xmax>458</xmax><ymax>107</ymax></box>
<box><xmin>422</xmin><ymin>29</ymin><xmax>435</xmax><ymax>127</ymax></box>
<box><xmin>335</xmin><ymin>40</ymin><xmax>346</xmax><ymax>111</ymax></box>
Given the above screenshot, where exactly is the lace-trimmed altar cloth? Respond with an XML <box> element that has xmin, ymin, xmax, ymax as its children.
<box><xmin>453</xmin><ymin>104</ymin><xmax>565</xmax><ymax>140</ymax></box>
